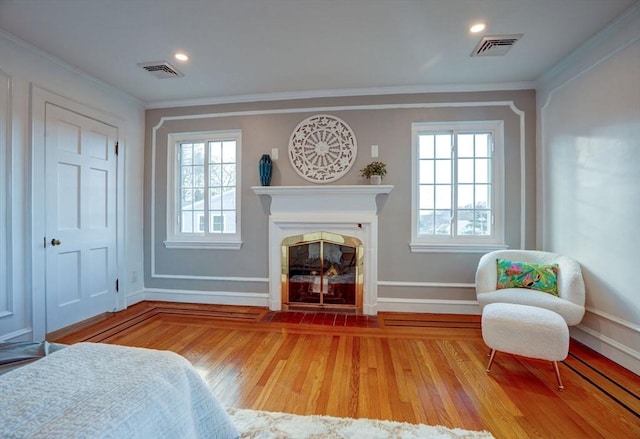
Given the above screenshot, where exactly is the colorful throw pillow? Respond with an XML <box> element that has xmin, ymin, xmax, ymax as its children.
<box><xmin>496</xmin><ymin>258</ymin><xmax>559</xmax><ymax>296</ymax></box>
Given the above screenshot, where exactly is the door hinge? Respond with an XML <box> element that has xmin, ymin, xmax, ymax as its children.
<box><xmin>116</xmin><ymin>278</ymin><xmax>119</xmax><ymax>292</ymax></box>
<box><xmin>115</xmin><ymin>141</ymin><xmax>119</xmax><ymax>156</ymax></box>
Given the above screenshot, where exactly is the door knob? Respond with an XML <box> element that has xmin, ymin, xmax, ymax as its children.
<box><xmin>51</xmin><ymin>238</ymin><xmax>61</xmax><ymax>246</ymax></box>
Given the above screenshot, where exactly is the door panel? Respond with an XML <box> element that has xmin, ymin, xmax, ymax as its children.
<box><xmin>45</xmin><ymin>104</ymin><xmax>117</xmax><ymax>332</ymax></box>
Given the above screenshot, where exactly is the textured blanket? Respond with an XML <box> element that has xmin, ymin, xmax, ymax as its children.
<box><xmin>0</xmin><ymin>342</ymin><xmax>239</xmax><ymax>439</ymax></box>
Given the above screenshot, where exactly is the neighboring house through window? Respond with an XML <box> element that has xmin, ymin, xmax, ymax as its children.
<box><xmin>165</xmin><ymin>130</ymin><xmax>242</xmax><ymax>249</ymax></box>
<box><xmin>410</xmin><ymin>121</ymin><xmax>506</xmax><ymax>253</ymax></box>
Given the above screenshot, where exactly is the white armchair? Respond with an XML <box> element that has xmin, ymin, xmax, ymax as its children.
<box><xmin>475</xmin><ymin>250</ymin><xmax>586</xmax><ymax>326</ymax></box>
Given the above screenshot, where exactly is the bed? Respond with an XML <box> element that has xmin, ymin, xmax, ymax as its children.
<box><xmin>0</xmin><ymin>342</ymin><xmax>239</xmax><ymax>438</ymax></box>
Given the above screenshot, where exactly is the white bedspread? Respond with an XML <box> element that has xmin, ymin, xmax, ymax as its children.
<box><xmin>0</xmin><ymin>342</ymin><xmax>239</xmax><ymax>439</ymax></box>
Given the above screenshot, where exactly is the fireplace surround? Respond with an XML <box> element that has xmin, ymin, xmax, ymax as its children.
<box><xmin>253</xmin><ymin>185</ymin><xmax>393</xmax><ymax>315</ymax></box>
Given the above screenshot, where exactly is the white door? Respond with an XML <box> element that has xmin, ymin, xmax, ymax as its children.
<box><xmin>45</xmin><ymin>103</ymin><xmax>118</xmax><ymax>332</ymax></box>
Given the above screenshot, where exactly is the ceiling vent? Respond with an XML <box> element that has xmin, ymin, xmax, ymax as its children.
<box><xmin>471</xmin><ymin>34</ymin><xmax>523</xmax><ymax>57</ymax></box>
<box><xmin>137</xmin><ymin>61</ymin><xmax>184</xmax><ymax>79</ymax></box>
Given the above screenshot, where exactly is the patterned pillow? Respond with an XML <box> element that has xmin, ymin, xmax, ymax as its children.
<box><xmin>496</xmin><ymin>258</ymin><xmax>559</xmax><ymax>296</ymax></box>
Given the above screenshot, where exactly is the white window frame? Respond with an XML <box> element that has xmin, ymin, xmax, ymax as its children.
<box><xmin>164</xmin><ymin>130</ymin><xmax>242</xmax><ymax>250</ymax></box>
<box><xmin>410</xmin><ymin>121</ymin><xmax>507</xmax><ymax>253</ymax></box>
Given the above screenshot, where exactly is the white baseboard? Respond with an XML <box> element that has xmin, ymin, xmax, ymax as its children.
<box><xmin>129</xmin><ymin>288</ymin><xmax>482</xmax><ymax>315</ymax></box>
<box><xmin>571</xmin><ymin>324</ymin><xmax>640</xmax><ymax>375</ymax></box>
<box><xmin>377</xmin><ymin>297</ymin><xmax>482</xmax><ymax>315</ymax></box>
<box><xmin>142</xmin><ymin>288</ymin><xmax>269</xmax><ymax>307</ymax></box>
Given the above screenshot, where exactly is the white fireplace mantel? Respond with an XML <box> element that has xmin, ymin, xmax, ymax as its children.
<box><xmin>252</xmin><ymin>185</ymin><xmax>394</xmax><ymax>315</ymax></box>
<box><xmin>252</xmin><ymin>185</ymin><xmax>393</xmax><ymax>216</ymax></box>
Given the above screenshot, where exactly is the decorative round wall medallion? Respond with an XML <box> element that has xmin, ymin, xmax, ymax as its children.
<box><xmin>288</xmin><ymin>114</ymin><xmax>357</xmax><ymax>183</ymax></box>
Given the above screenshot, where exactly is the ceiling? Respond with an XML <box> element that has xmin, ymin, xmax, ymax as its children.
<box><xmin>0</xmin><ymin>0</ymin><xmax>635</xmax><ymax>107</ymax></box>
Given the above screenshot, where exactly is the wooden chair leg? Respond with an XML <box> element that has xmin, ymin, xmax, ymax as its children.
<box><xmin>486</xmin><ymin>349</ymin><xmax>497</xmax><ymax>373</ymax></box>
<box><xmin>553</xmin><ymin>361</ymin><xmax>564</xmax><ymax>390</ymax></box>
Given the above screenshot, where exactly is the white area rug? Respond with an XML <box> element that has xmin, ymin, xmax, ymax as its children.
<box><xmin>228</xmin><ymin>408</ymin><xmax>495</xmax><ymax>439</ymax></box>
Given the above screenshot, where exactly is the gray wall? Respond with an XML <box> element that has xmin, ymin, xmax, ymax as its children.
<box><xmin>145</xmin><ymin>90</ymin><xmax>536</xmax><ymax>311</ymax></box>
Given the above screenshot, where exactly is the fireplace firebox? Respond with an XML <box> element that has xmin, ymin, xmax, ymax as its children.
<box><xmin>282</xmin><ymin>232</ymin><xmax>363</xmax><ymax>311</ymax></box>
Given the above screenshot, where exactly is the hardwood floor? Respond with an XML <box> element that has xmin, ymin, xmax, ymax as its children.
<box><xmin>51</xmin><ymin>301</ymin><xmax>640</xmax><ymax>439</ymax></box>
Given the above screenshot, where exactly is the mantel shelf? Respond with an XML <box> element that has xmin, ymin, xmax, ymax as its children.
<box><xmin>251</xmin><ymin>185</ymin><xmax>393</xmax><ymax>196</ymax></box>
<box><xmin>251</xmin><ymin>185</ymin><xmax>394</xmax><ymax>216</ymax></box>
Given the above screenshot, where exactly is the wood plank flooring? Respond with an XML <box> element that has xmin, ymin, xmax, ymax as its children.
<box><xmin>51</xmin><ymin>301</ymin><xmax>640</xmax><ymax>439</ymax></box>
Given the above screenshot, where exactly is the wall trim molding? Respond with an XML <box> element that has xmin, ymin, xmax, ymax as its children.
<box><xmin>585</xmin><ymin>306</ymin><xmax>640</xmax><ymax>333</ymax></box>
<box><xmin>150</xmin><ymin>100</ymin><xmax>527</xmax><ymax>281</ymax></box>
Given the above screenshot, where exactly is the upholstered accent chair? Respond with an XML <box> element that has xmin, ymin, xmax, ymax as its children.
<box><xmin>475</xmin><ymin>250</ymin><xmax>586</xmax><ymax>326</ymax></box>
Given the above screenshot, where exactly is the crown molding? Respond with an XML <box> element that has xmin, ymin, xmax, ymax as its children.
<box><xmin>144</xmin><ymin>81</ymin><xmax>535</xmax><ymax>110</ymax></box>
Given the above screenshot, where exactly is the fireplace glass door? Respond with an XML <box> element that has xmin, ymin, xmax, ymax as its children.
<box><xmin>282</xmin><ymin>232</ymin><xmax>362</xmax><ymax>310</ymax></box>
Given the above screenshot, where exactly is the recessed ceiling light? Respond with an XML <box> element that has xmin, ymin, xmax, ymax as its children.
<box><xmin>470</xmin><ymin>23</ymin><xmax>486</xmax><ymax>33</ymax></box>
<box><xmin>174</xmin><ymin>52</ymin><xmax>189</xmax><ymax>62</ymax></box>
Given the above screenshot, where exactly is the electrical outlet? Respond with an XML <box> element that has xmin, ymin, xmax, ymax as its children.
<box><xmin>371</xmin><ymin>144</ymin><xmax>379</xmax><ymax>158</ymax></box>
<box><xmin>271</xmin><ymin>148</ymin><xmax>279</xmax><ymax>160</ymax></box>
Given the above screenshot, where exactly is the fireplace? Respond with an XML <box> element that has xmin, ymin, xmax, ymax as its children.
<box><xmin>252</xmin><ymin>185</ymin><xmax>393</xmax><ymax>315</ymax></box>
<box><xmin>282</xmin><ymin>231</ymin><xmax>363</xmax><ymax>311</ymax></box>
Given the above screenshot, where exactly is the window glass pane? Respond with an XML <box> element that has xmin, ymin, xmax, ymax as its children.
<box><xmin>180</xmin><ymin>166</ymin><xmax>193</xmax><ymax>188</ymax></box>
<box><xmin>209</xmin><ymin>187</ymin><xmax>222</xmax><ymax>210</ymax></box>
<box><xmin>475</xmin><ymin>159</ymin><xmax>490</xmax><ymax>183</ymax></box>
<box><xmin>475</xmin><ymin>184</ymin><xmax>490</xmax><ymax>208</ymax></box>
<box><xmin>435</xmin><ymin>134</ymin><xmax>451</xmax><ymax>158</ymax></box>
<box><xmin>209</xmin><ymin>213</ymin><xmax>224</xmax><ymax>233</ymax></box>
<box><xmin>193</xmin><ymin>143</ymin><xmax>205</xmax><ymax>165</ymax></box>
<box><xmin>475</xmin><ymin>210</ymin><xmax>491</xmax><ymax>235</ymax></box>
<box><xmin>222</xmin><ymin>140</ymin><xmax>236</xmax><ymax>162</ymax></box>
<box><xmin>209</xmin><ymin>164</ymin><xmax>222</xmax><ymax>187</ymax></box>
<box><xmin>419</xmin><ymin>135</ymin><xmax>434</xmax><ymax>159</ymax></box>
<box><xmin>181</xmin><ymin>188</ymin><xmax>193</xmax><ymax>206</ymax></box>
<box><xmin>419</xmin><ymin>185</ymin><xmax>434</xmax><ymax>209</ymax></box>
<box><xmin>434</xmin><ymin>210</ymin><xmax>452</xmax><ymax>235</ymax></box>
<box><xmin>458</xmin><ymin>134</ymin><xmax>474</xmax><ymax>157</ymax></box>
<box><xmin>223</xmin><ymin>211</ymin><xmax>237</xmax><ymax>233</ymax></box>
<box><xmin>192</xmin><ymin>165</ymin><xmax>205</xmax><ymax>188</ymax></box>
<box><xmin>458</xmin><ymin>159</ymin><xmax>474</xmax><ymax>183</ymax></box>
<box><xmin>209</xmin><ymin>141</ymin><xmax>222</xmax><ymax>164</ymax></box>
<box><xmin>180</xmin><ymin>211</ymin><xmax>193</xmax><ymax>233</ymax></box>
<box><xmin>434</xmin><ymin>185</ymin><xmax>451</xmax><ymax>209</ymax></box>
<box><xmin>418</xmin><ymin>211</ymin><xmax>434</xmax><ymax>235</ymax></box>
<box><xmin>223</xmin><ymin>164</ymin><xmax>236</xmax><ymax>186</ymax></box>
<box><xmin>475</xmin><ymin>134</ymin><xmax>490</xmax><ymax>157</ymax></box>
<box><xmin>221</xmin><ymin>187</ymin><xmax>235</xmax><ymax>210</ymax></box>
<box><xmin>180</xmin><ymin>143</ymin><xmax>193</xmax><ymax>165</ymax></box>
<box><xmin>419</xmin><ymin>160</ymin><xmax>434</xmax><ymax>184</ymax></box>
<box><xmin>434</xmin><ymin>159</ymin><xmax>451</xmax><ymax>184</ymax></box>
<box><xmin>457</xmin><ymin>184</ymin><xmax>474</xmax><ymax>209</ymax></box>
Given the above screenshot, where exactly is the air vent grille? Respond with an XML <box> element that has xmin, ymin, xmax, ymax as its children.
<box><xmin>471</xmin><ymin>34</ymin><xmax>523</xmax><ymax>57</ymax></box>
<box><xmin>137</xmin><ymin>61</ymin><xmax>184</xmax><ymax>79</ymax></box>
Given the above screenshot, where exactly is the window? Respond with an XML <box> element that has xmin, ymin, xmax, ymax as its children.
<box><xmin>165</xmin><ymin>130</ymin><xmax>242</xmax><ymax>249</ymax></box>
<box><xmin>410</xmin><ymin>121</ymin><xmax>505</xmax><ymax>253</ymax></box>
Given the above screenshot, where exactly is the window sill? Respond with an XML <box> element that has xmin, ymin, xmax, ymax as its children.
<box><xmin>409</xmin><ymin>242</ymin><xmax>508</xmax><ymax>254</ymax></box>
<box><xmin>164</xmin><ymin>240</ymin><xmax>242</xmax><ymax>250</ymax></box>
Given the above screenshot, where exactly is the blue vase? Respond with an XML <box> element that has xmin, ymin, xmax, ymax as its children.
<box><xmin>259</xmin><ymin>154</ymin><xmax>272</xmax><ymax>186</ymax></box>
